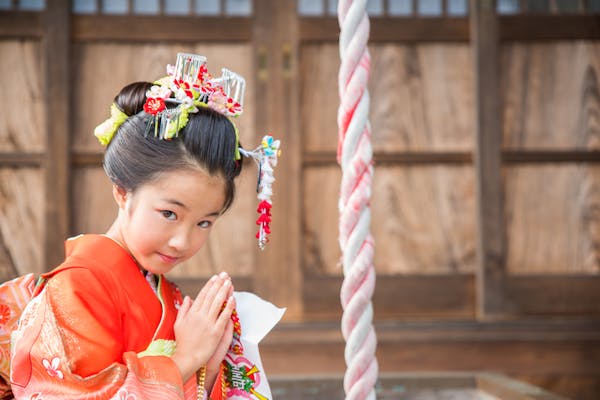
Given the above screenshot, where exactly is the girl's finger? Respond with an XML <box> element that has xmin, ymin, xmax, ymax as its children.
<box><xmin>175</xmin><ymin>296</ymin><xmax>192</xmax><ymax>322</ymax></box>
<box><xmin>215</xmin><ymin>295</ymin><xmax>235</xmax><ymax>330</ymax></box>
<box><xmin>192</xmin><ymin>274</ymin><xmax>219</xmax><ymax>311</ymax></box>
<box><xmin>196</xmin><ymin>275</ymin><xmax>217</xmax><ymax>308</ymax></box>
<box><xmin>208</xmin><ymin>279</ymin><xmax>231</xmax><ymax>318</ymax></box>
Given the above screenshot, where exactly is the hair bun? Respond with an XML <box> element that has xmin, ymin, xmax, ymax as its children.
<box><xmin>113</xmin><ymin>81</ymin><xmax>153</xmax><ymax>116</ymax></box>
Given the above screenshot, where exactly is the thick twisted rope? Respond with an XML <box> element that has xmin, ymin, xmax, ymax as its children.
<box><xmin>337</xmin><ymin>1</ymin><xmax>378</xmax><ymax>399</ymax></box>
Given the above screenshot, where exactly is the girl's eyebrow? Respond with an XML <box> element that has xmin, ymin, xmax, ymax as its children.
<box><xmin>163</xmin><ymin>198</ymin><xmax>221</xmax><ymax>218</ymax></box>
<box><xmin>164</xmin><ymin>198</ymin><xmax>188</xmax><ymax>210</ymax></box>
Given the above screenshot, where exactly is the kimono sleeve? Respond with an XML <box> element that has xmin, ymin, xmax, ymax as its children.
<box><xmin>10</xmin><ymin>268</ymin><xmax>192</xmax><ymax>400</ymax></box>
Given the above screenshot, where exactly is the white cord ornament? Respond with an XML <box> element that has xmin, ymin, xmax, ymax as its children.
<box><xmin>239</xmin><ymin>135</ymin><xmax>280</xmax><ymax>250</ymax></box>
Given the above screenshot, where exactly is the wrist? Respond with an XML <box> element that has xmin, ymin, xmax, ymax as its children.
<box><xmin>171</xmin><ymin>351</ymin><xmax>196</xmax><ymax>382</ymax></box>
<box><xmin>205</xmin><ymin>364</ymin><xmax>220</xmax><ymax>393</ymax></box>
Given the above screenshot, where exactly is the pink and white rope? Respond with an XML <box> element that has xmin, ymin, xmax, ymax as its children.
<box><xmin>337</xmin><ymin>1</ymin><xmax>378</xmax><ymax>399</ymax></box>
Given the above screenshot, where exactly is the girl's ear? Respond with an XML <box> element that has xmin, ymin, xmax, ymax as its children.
<box><xmin>112</xmin><ymin>185</ymin><xmax>129</xmax><ymax>210</ymax></box>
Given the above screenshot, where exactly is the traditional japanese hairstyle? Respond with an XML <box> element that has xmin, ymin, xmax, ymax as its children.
<box><xmin>94</xmin><ymin>53</ymin><xmax>280</xmax><ymax>249</ymax></box>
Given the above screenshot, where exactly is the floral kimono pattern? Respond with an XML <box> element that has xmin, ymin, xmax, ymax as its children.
<box><xmin>6</xmin><ymin>235</ymin><xmax>224</xmax><ymax>400</ymax></box>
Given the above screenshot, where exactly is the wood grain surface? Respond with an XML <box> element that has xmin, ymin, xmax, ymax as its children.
<box><xmin>0</xmin><ymin>40</ymin><xmax>45</xmax><ymax>152</ymax></box>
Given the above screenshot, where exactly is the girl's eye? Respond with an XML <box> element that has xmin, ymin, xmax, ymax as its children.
<box><xmin>198</xmin><ymin>220</ymin><xmax>212</xmax><ymax>229</ymax></box>
<box><xmin>161</xmin><ymin>210</ymin><xmax>177</xmax><ymax>220</ymax></box>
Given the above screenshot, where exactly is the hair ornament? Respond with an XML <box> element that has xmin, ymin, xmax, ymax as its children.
<box><xmin>94</xmin><ymin>103</ymin><xmax>128</xmax><ymax>146</ymax></box>
<box><xmin>143</xmin><ymin>53</ymin><xmax>246</xmax><ymax>146</ymax></box>
<box><xmin>239</xmin><ymin>135</ymin><xmax>281</xmax><ymax>250</ymax></box>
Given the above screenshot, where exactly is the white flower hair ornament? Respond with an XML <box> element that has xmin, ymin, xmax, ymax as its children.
<box><xmin>93</xmin><ymin>52</ymin><xmax>281</xmax><ymax>249</ymax></box>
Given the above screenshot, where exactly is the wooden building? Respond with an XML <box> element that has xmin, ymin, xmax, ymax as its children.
<box><xmin>1</xmin><ymin>0</ymin><xmax>599</xmax><ymax>398</ymax></box>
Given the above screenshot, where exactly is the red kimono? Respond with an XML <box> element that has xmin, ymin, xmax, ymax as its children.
<box><xmin>8</xmin><ymin>234</ymin><xmax>224</xmax><ymax>400</ymax></box>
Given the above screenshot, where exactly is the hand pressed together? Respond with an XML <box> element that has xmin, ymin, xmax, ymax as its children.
<box><xmin>171</xmin><ymin>272</ymin><xmax>235</xmax><ymax>387</ymax></box>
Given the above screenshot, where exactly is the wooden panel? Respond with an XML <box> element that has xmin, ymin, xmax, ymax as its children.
<box><xmin>72</xmin><ymin>43</ymin><xmax>255</xmax><ymax>153</ymax></box>
<box><xmin>505</xmin><ymin>165</ymin><xmax>600</xmax><ymax>274</ymax></box>
<box><xmin>501</xmin><ymin>41</ymin><xmax>600</xmax><ymax>150</ymax></box>
<box><xmin>0</xmin><ymin>169</ymin><xmax>43</xmax><ymax>275</ymax></box>
<box><xmin>168</xmin><ymin>167</ymin><xmax>257</xmax><ymax>278</ymax></box>
<box><xmin>303</xmin><ymin>274</ymin><xmax>475</xmax><ymax>320</ymax></box>
<box><xmin>301</xmin><ymin>43</ymin><xmax>474</xmax><ymax>153</ymax></box>
<box><xmin>0</xmin><ymin>234</ymin><xmax>17</xmax><ymax>282</ymax></box>
<box><xmin>303</xmin><ymin>165</ymin><xmax>476</xmax><ymax>275</ymax></box>
<box><xmin>71</xmin><ymin>167</ymin><xmax>117</xmax><ymax>235</ymax></box>
<box><xmin>0</xmin><ymin>40</ymin><xmax>45</xmax><ymax>152</ymax></box>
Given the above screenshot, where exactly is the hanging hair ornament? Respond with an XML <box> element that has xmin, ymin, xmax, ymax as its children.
<box><xmin>240</xmin><ymin>135</ymin><xmax>281</xmax><ymax>250</ymax></box>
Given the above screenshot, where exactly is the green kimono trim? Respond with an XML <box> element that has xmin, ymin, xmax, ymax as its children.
<box><xmin>137</xmin><ymin>339</ymin><xmax>176</xmax><ymax>357</ymax></box>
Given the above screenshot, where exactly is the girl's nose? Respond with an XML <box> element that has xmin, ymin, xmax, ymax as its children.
<box><xmin>168</xmin><ymin>229</ymin><xmax>191</xmax><ymax>253</ymax></box>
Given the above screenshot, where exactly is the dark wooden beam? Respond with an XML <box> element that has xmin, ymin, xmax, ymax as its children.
<box><xmin>2</xmin><ymin>12</ymin><xmax>597</xmax><ymax>42</ymax></box>
<box><xmin>303</xmin><ymin>151</ymin><xmax>472</xmax><ymax>165</ymax></box>
<box><xmin>500</xmin><ymin>15</ymin><xmax>600</xmax><ymax>40</ymax></box>
<box><xmin>253</xmin><ymin>0</ymin><xmax>303</xmax><ymax>320</ymax></box>
<box><xmin>299</xmin><ymin>15</ymin><xmax>600</xmax><ymax>42</ymax></box>
<box><xmin>269</xmin><ymin>373</ymin><xmax>569</xmax><ymax>399</ymax></box>
<box><xmin>503</xmin><ymin>276</ymin><xmax>600</xmax><ymax>315</ymax></box>
<box><xmin>261</xmin><ymin>319</ymin><xmax>600</xmax><ymax>376</ymax></box>
<box><xmin>302</xmin><ymin>150</ymin><xmax>600</xmax><ymax>166</ymax></box>
<box><xmin>303</xmin><ymin>274</ymin><xmax>475</xmax><ymax>320</ymax></box>
<box><xmin>269</xmin><ymin>319</ymin><xmax>600</xmax><ymax>345</ymax></box>
<box><xmin>470</xmin><ymin>0</ymin><xmax>506</xmax><ymax>318</ymax></box>
<box><xmin>503</xmin><ymin>150</ymin><xmax>600</xmax><ymax>163</ymax></box>
<box><xmin>300</xmin><ymin>17</ymin><xmax>470</xmax><ymax>42</ymax></box>
<box><xmin>0</xmin><ymin>11</ymin><xmax>43</xmax><ymax>38</ymax></box>
<box><xmin>0</xmin><ymin>152</ymin><xmax>44</xmax><ymax>167</ymax></box>
<box><xmin>72</xmin><ymin>15</ymin><xmax>253</xmax><ymax>42</ymax></box>
<box><xmin>44</xmin><ymin>0</ymin><xmax>70</xmax><ymax>270</ymax></box>
<box><xmin>71</xmin><ymin>152</ymin><xmax>103</xmax><ymax>167</ymax></box>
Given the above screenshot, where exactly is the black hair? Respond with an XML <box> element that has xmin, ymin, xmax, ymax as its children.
<box><xmin>102</xmin><ymin>81</ymin><xmax>243</xmax><ymax>212</ymax></box>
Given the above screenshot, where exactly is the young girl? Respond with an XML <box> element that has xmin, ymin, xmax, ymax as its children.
<box><xmin>6</xmin><ymin>53</ymin><xmax>272</xmax><ymax>400</ymax></box>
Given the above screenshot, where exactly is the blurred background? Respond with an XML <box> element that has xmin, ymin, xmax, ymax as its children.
<box><xmin>0</xmin><ymin>0</ymin><xmax>599</xmax><ymax>398</ymax></box>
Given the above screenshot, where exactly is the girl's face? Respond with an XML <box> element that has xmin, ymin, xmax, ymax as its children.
<box><xmin>114</xmin><ymin>168</ymin><xmax>226</xmax><ymax>275</ymax></box>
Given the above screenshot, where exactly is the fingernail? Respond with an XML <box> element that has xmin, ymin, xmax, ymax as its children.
<box><xmin>219</xmin><ymin>271</ymin><xmax>228</xmax><ymax>279</ymax></box>
<box><xmin>223</xmin><ymin>279</ymin><xmax>230</xmax><ymax>287</ymax></box>
<box><xmin>210</xmin><ymin>275</ymin><xmax>217</xmax><ymax>282</ymax></box>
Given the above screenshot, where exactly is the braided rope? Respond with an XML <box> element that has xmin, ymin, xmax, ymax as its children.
<box><xmin>337</xmin><ymin>1</ymin><xmax>378</xmax><ymax>399</ymax></box>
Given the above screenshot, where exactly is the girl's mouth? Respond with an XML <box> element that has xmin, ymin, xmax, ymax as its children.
<box><xmin>158</xmin><ymin>252</ymin><xmax>179</xmax><ymax>264</ymax></box>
